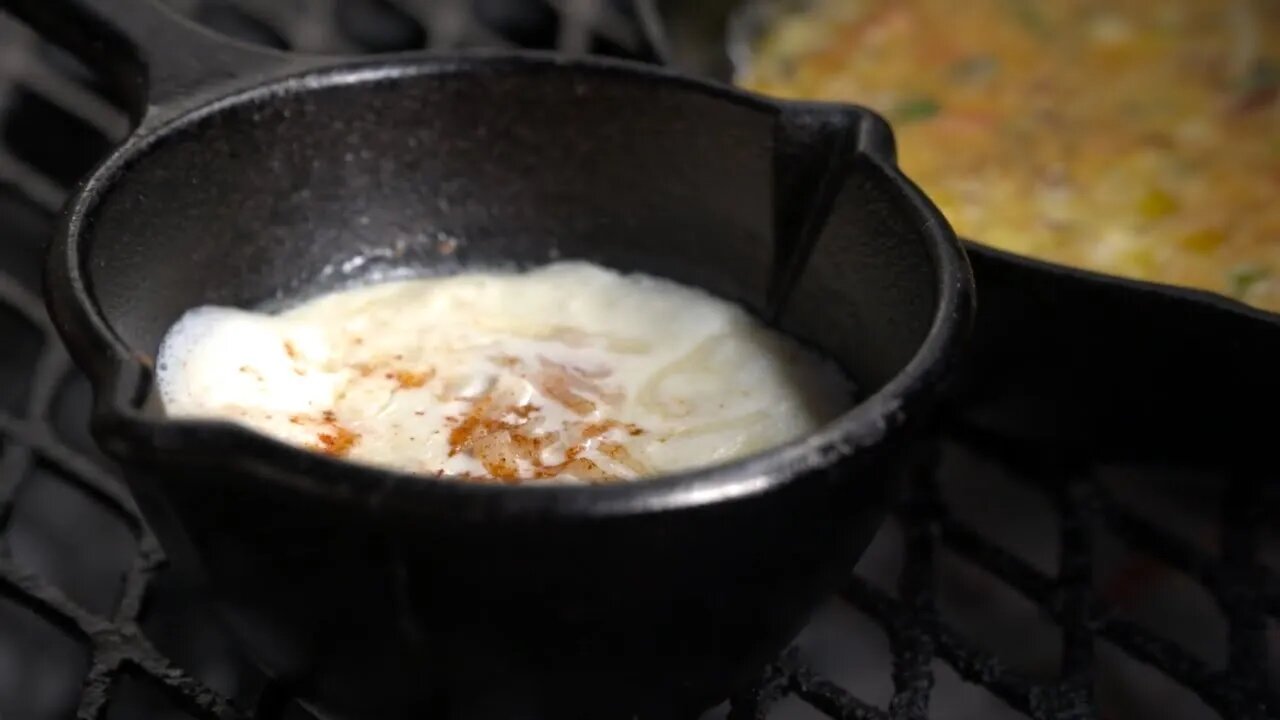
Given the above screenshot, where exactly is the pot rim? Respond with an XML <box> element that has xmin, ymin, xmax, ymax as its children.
<box><xmin>45</xmin><ymin>50</ymin><xmax>973</xmax><ymax>518</ymax></box>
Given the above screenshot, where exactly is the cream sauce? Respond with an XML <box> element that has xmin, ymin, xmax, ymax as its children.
<box><xmin>156</xmin><ymin>261</ymin><xmax>853</xmax><ymax>484</ymax></box>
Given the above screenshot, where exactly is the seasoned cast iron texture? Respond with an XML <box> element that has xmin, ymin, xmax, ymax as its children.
<box><xmin>11</xmin><ymin>0</ymin><xmax>971</xmax><ymax>717</ymax></box>
<box><xmin>55</xmin><ymin>60</ymin><xmax>963</xmax><ymax>720</ymax></box>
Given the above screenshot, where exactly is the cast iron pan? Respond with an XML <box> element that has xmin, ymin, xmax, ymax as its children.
<box><xmin>642</xmin><ymin>0</ymin><xmax>1280</xmax><ymax>465</ymax></box>
<box><xmin>10</xmin><ymin>0</ymin><xmax>971</xmax><ymax>718</ymax></box>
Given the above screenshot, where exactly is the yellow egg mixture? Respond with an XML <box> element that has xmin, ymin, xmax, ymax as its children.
<box><xmin>746</xmin><ymin>0</ymin><xmax>1280</xmax><ymax>310</ymax></box>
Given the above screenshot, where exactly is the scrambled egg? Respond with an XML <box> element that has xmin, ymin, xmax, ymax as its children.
<box><xmin>745</xmin><ymin>0</ymin><xmax>1280</xmax><ymax>311</ymax></box>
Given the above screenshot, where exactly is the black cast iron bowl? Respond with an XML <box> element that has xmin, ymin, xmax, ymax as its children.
<box><xmin>643</xmin><ymin>0</ymin><xmax>1280</xmax><ymax>466</ymax></box>
<box><xmin>16</xmin><ymin>0</ymin><xmax>972</xmax><ymax>717</ymax></box>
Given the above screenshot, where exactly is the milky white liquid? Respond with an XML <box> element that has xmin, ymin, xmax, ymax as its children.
<box><xmin>156</xmin><ymin>261</ymin><xmax>853</xmax><ymax>484</ymax></box>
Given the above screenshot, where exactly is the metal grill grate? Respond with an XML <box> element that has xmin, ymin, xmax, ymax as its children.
<box><xmin>161</xmin><ymin>0</ymin><xmax>650</xmax><ymax>59</ymax></box>
<box><xmin>0</xmin><ymin>2</ymin><xmax>1276</xmax><ymax>719</ymax></box>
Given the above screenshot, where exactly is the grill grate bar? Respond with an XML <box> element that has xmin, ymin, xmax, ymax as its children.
<box><xmin>1097</xmin><ymin>480</ymin><xmax>1280</xmax><ymax>627</ymax></box>
<box><xmin>76</xmin><ymin>659</ymin><xmax>118</xmax><ymax>720</ymax></box>
<box><xmin>0</xmin><ymin>268</ymin><xmax>50</xmax><ymax>327</ymax></box>
<box><xmin>406</xmin><ymin>0</ymin><xmax>512</xmax><ymax>49</ymax></box>
<box><xmin>885</xmin><ymin>451</ymin><xmax>938</xmax><ymax>720</ymax></box>
<box><xmin>946</xmin><ymin>431</ymin><xmax>1277</xmax><ymax>718</ymax></box>
<box><xmin>0</xmin><ymin>15</ymin><xmax>127</xmax><ymax>211</ymax></box>
<box><xmin>0</xmin><ymin>147</ymin><xmax>66</xmax><ymax>212</ymax></box>
<box><xmin>790</xmin><ymin>663</ymin><xmax>888</xmax><ymax>720</ymax></box>
<box><xmin>112</xmin><ymin>537</ymin><xmax>164</xmax><ymax>623</ymax></box>
<box><xmin>1221</xmin><ymin>475</ymin><xmax>1270</xmax><ymax>697</ymax></box>
<box><xmin>728</xmin><ymin>651</ymin><xmax>797</xmax><ymax>720</ymax></box>
<box><xmin>224</xmin><ymin>0</ymin><xmax>366</xmax><ymax>52</ymax></box>
<box><xmin>0</xmin><ymin>410</ymin><xmax>142</xmax><ymax>523</ymax></box>
<box><xmin>0</xmin><ymin>552</ymin><xmax>244</xmax><ymax>720</ymax></box>
<box><xmin>1096</xmin><ymin>616</ymin><xmax>1267</xmax><ymax>718</ymax></box>
<box><xmin>14</xmin><ymin>54</ymin><xmax>131</xmax><ymax>139</ymax></box>
<box><xmin>844</xmin><ymin>561</ymin><xmax>1050</xmax><ymax>718</ymax></box>
<box><xmin>1056</xmin><ymin>478</ymin><xmax>1097</xmax><ymax>687</ymax></box>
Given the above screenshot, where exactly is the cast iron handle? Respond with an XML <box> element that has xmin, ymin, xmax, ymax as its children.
<box><xmin>3</xmin><ymin>0</ymin><xmax>296</xmax><ymax>130</ymax></box>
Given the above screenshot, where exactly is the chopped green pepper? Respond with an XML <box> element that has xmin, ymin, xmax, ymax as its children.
<box><xmin>1179</xmin><ymin>228</ymin><xmax>1225</xmax><ymax>254</ymax></box>
<box><xmin>950</xmin><ymin>55</ymin><xmax>1000</xmax><ymax>83</ymax></box>
<box><xmin>1002</xmin><ymin>0</ymin><xmax>1048</xmax><ymax>35</ymax></box>
<box><xmin>1228</xmin><ymin>264</ymin><xmax>1271</xmax><ymax>298</ymax></box>
<box><xmin>1138</xmin><ymin>189</ymin><xmax>1180</xmax><ymax>221</ymax></box>
<box><xmin>891</xmin><ymin>96</ymin><xmax>941</xmax><ymax>124</ymax></box>
<box><xmin>1235</xmin><ymin>57</ymin><xmax>1280</xmax><ymax>110</ymax></box>
<box><xmin>1239</xmin><ymin>58</ymin><xmax>1280</xmax><ymax>94</ymax></box>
